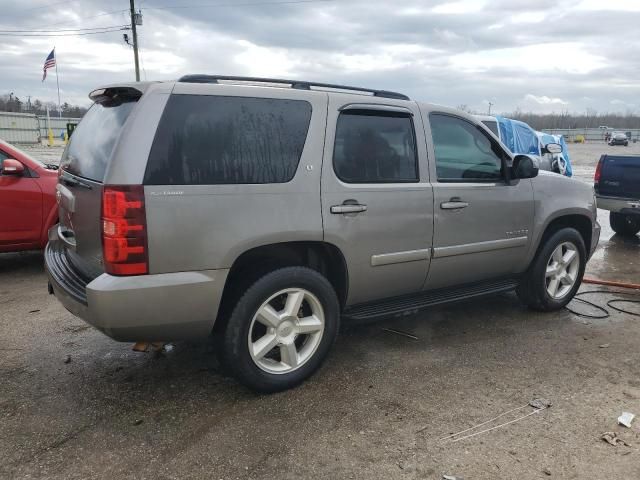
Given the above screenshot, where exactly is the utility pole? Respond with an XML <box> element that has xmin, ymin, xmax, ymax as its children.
<box><xmin>488</xmin><ymin>101</ymin><xmax>494</xmax><ymax>115</ymax></box>
<box><xmin>129</xmin><ymin>0</ymin><xmax>140</xmax><ymax>81</ymax></box>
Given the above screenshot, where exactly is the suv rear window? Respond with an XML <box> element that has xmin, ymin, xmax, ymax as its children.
<box><xmin>60</xmin><ymin>100</ymin><xmax>136</xmax><ymax>182</ymax></box>
<box><xmin>144</xmin><ymin>95</ymin><xmax>312</xmax><ymax>185</ymax></box>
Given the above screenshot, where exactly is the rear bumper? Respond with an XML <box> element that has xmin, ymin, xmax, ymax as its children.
<box><xmin>596</xmin><ymin>195</ymin><xmax>640</xmax><ymax>214</ymax></box>
<box><xmin>45</xmin><ymin>240</ymin><xmax>229</xmax><ymax>342</ymax></box>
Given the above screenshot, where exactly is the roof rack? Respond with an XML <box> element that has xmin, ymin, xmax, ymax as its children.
<box><xmin>177</xmin><ymin>74</ymin><xmax>410</xmax><ymax>101</ymax></box>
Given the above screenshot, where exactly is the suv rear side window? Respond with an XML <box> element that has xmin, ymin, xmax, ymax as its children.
<box><xmin>144</xmin><ymin>95</ymin><xmax>312</xmax><ymax>185</ymax></box>
<box><xmin>430</xmin><ymin>113</ymin><xmax>505</xmax><ymax>182</ymax></box>
<box><xmin>60</xmin><ymin>100</ymin><xmax>136</xmax><ymax>182</ymax></box>
<box><xmin>333</xmin><ymin>110</ymin><xmax>418</xmax><ymax>183</ymax></box>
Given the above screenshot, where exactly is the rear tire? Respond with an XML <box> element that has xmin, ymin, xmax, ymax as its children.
<box><xmin>610</xmin><ymin>212</ymin><xmax>640</xmax><ymax>237</ymax></box>
<box><xmin>218</xmin><ymin>267</ymin><xmax>339</xmax><ymax>393</ymax></box>
<box><xmin>517</xmin><ymin>227</ymin><xmax>586</xmax><ymax>311</ymax></box>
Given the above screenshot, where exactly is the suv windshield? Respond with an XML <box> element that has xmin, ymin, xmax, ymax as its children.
<box><xmin>59</xmin><ymin>100</ymin><xmax>136</xmax><ymax>182</ymax></box>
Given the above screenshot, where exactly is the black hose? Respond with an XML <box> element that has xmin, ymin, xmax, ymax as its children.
<box><xmin>565</xmin><ymin>289</ymin><xmax>640</xmax><ymax>319</ymax></box>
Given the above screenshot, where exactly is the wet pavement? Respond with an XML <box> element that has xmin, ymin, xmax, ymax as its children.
<box><xmin>1</xmin><ymin>142</ymin><xmax>639</xmax><ymax>479</ymax></box>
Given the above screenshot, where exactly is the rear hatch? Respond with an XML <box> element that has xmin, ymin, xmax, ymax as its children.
<box><xmin>56</xmin><ymin>88</ymin><xmax>140</xmax><ymax>279</ymax></box>
<box><xmin>598</xmin><ymin>155</ymin><xmax>640</xmax><ymax>199</ymax></box>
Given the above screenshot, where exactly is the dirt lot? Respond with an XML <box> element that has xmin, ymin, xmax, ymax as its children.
<box><xmin>1</xmin><ymin>143</ymin><xmax>639</xmax><ymax>479</ymax></box>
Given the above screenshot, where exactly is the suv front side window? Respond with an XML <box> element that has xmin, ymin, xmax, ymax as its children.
<box><xmin>333</xmin><ymin>110</ymin><xmax>418</xmax><ymax>183</ymax></box>
<box><xmin>430</xmin><ymin>113</ymin><xmax>506</xmax><ymax>182</ymax></box>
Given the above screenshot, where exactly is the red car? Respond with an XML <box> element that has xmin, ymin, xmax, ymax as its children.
<box><xmin>0</xmin><ymin>139</ymin><xmax>59</xmax><ymax>252</ymax></box>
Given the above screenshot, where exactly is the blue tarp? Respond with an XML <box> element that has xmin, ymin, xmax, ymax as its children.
<box><xmin>495</xmin><ymin>116</ymin><xmax>540</xmax><ymax>156</ymax></box>
<box><xmin>496</xmin><ymin>115</ymin><xmax>573</xmax><ymax>177</ymax></box>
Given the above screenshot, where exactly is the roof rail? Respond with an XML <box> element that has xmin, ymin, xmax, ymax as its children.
<box><xmin>177</xmin><ymin>74</ymin><xmax>410</xmax><ymax>101</ymax></box>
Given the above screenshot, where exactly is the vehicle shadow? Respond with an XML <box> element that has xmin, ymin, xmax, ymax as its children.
<box><xmin>55</xmin><ymin>291</ymin><xmax>550</xmax><ymax>405</ymax></box>
<box><xmin>0</xmin><ymin>251</ymin><xmax>45</xmax><ymax>275</ymax></box>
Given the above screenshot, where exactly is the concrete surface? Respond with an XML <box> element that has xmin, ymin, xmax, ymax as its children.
<box><xmin>1</xmin><ymin>142</ymin><xmax>639</xmax><ymax>479</ymax></box>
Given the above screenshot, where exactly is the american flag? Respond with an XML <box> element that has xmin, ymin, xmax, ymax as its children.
<box><xmin>42</xmin><ymin>49</ymin><xmax>56</xmax><ymax>82</ymax></box>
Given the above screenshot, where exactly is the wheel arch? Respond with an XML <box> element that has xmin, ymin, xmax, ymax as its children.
<box><xmin>531</xmin><ymin>213</ymin><xmax>593</xmax><ymax>265</ymax></box>
<box><xmin>214</xmin><ymin>241</ymin><xmax>349</xmax><ymax>332</ymax></box>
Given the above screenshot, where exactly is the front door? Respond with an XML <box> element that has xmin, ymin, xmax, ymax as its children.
<box><xmin>321</xmin><ymin>99</ymin><xmax>433</xmax><ymax>306</ymax></box>
<box><xmin>0</xmin><ymin>154</ymin><xmax>42</xmax><ymax>248</ymax></box>
<box><xmin>423</xmin><ymin>111</ymin><xmax>534</xmax><ymax>290</ymax></box>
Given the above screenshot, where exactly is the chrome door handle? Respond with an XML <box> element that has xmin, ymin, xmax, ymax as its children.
<box><xmin>330</xmin><ymin>204</ymin><xmax>367</xmax><ymax>214</ymax></box>
<box><xmin>440</xmin><ymin>199</ymin><xmax>469</xmax><ymax>210</ymax></box>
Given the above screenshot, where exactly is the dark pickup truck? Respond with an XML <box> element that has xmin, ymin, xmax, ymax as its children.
<box><xmin>595</xmin><ymin>154</ymin><xmax>640</xmax><ymax>236</ymax></box>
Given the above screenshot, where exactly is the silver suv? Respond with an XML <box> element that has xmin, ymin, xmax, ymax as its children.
<box><xmin>46</xmin><ymin>75</ymin><xmax>600</xmax><ymax>392</ymax></box>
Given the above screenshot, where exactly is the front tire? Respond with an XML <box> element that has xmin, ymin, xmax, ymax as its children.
<box><xmin>219</xmin><ymin>267</ymin><xmax>339</xmax><ymax>393</ymax></box>
<box><xmin>517</xmin><ymin>228</ymin><xmax>586</xmax><ymax>311</ymax></box>
<box><xmin>610</xmin><ymin>212</ymin><xmax>640</xmax><ymax>237</ymax></box>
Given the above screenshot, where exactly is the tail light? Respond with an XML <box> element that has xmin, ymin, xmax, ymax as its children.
<box><xmin>594</xmin><ymin>156</ymin><xmax>604</xmax><ymax>191</ymax></box>
<box><xmin>101</xmin><ymin>185</ymin><xmax>148</xmax><ymax>275</ymax></box>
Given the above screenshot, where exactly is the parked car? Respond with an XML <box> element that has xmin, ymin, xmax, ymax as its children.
<box><xmin>536</xmin><ymin>131</ymin><xmax>573</xmax><ymax>177</ymax></box>
<box><xmin>46</xmin><ymin>76</ymin><xmax>600</xmax><ymax>392</ymax></box>
<box><xmin>476</xmin><ymin>115</ymin><xmax>572</xmax><ymax>176</ymax></box>
<box><xmin>608</xmin><ymin>132</ymin><xmax>629</xmax><ymax>146</ymax></box>
<box><xmin>595</xmin><ymin>154</ymin><xmax>640</xmax><ymax>236</ymax></box>
<box><xmin>0</xmin><ymin>139</ymin><xmax>59</xmax><ymax>253</ymax></box>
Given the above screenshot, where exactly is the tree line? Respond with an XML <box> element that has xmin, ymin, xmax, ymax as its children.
<box><xmin>457</xmin><ymin>105</ymin><xmax>640</xmax><ymax>130</ymax></box>
<box><xmin>508</xmin><ymin>109</ymin><xmax>640</xmax><ymax>130</ymax></box>
<box><xmin>1</xmin><ymin>93</ymin><xmax>87</xmax><ymax>118</ymax></box>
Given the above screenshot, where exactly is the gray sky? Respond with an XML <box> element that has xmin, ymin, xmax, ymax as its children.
<box><xmin>2</xmin><ymin>0</ymin><xmax>638</xmax><ymax>113</ymax></box>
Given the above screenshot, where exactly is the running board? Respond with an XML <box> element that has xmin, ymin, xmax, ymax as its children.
<box><xmin>342</xmin><ymin>278</ymin><xmax>520</xmax><ymax>322</ymax></box>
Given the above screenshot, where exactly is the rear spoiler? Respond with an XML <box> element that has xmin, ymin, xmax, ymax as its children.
<box><xmin>88</xmin><ymin>82</ymin><xmax>156</xmax><ymax>105</ymax></box>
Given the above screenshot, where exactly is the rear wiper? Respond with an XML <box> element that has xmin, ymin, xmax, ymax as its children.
<box><xmin>61</xmin><ymin>175</ymin><xmax>92</xmax><ymax>190</ymax></box>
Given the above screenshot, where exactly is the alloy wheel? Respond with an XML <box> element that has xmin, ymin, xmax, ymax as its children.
<box><xmin>545</xmin><ymin>241</ymin><xmax>580</xmax><ymax>299</ymax></box>
<box><xmin>248</xmin><ymin>288</ymin><xmax>325</xmax><ymax>374</ymax></box>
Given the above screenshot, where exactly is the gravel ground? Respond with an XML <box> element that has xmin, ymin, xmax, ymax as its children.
<box><xmin>1</xmin><ymin>142</ymin><xmax>639</xmax><ymax>479</ymax></box>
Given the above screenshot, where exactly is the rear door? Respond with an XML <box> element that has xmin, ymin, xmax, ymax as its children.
<box><xmin>599</xmin><ymin>156</ymin><xmax>640</xmax><ymax>199</ymax></box>
<box><xmin>56</xmin><ymin>94</ymin><xmax>139</xmax><ymax>279</ymax></box>
<box><xmin>321</xmin><ymin>98</ymin><xmax>433</xmax><ymax>305</ymax></box>
<box><xmin>423</xmin><ymin>110</ymin><xmax>534</xmax><ymax>290</ymax></box>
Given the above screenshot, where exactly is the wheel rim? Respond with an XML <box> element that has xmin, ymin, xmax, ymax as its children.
<box><xmin>248</xmin><ymin>288</ymin><xmax>325</xmax><ymax>375</ymax></box>
<box><xmin>545</xmin><ymin>241</ymin><xmax>580</xmax><ymax>300</ymax></box>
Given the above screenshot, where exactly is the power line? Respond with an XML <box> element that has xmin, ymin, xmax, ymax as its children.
<box><xmin>0</xmin><ymin>27</ymin><xmax>129</xmax><ymax>37</ymax></box>
<box><xmin>39</xmin><ymin>9</ymin><xmax>130</xmax><ymax>28</ymax></box>
<box><xmin>0</xmin><ymin>25</ymin><xmax>129</xmax><ymax>33</ymax></box>
<box><xmin>14</xmin><ymin>0</ymin><xmax>76</xmax><ymax>13</ymax></box>
<box><xmin>142</xmin><ymin>0</ymin><xmax>335</xmax><ymax>10</ymax></box>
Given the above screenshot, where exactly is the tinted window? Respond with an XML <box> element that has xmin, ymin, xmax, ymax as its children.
<box><xmin>333</xmin><ymin>111</ymin><xmax>418</xmax><ymax>183</ymax></box>
<box><xmin>481</xmin><ymin>120</ymin><xmax>499</xmax><ymax>138</ymax></box>
<box><xmin>60</xmin><ymin>100</ymin><xmax>136</xmax><ymax>182</ymax></box>
<box><xmin>430</xmin><ymin>114</ymin><xmax>505</xmax><ymax>181</ymax></box>
<box><xmin>144</xmin><ymin>95</ymin><xmax>312</xmax><ymax>185</ymax></box>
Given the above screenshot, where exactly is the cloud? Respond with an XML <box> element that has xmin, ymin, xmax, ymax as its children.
<box><xmin>524</xmin><ymin>94</ymin><xmax>570</xmax><ymax>105</ymax></box>
<box><xmin>0</xmin><ymin>0</ymin><xmax>638</xmax><ymax>115</ymax></box>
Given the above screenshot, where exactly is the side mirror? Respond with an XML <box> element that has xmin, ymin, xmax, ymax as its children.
<box><xmin>1</xmin><ymin>159</ymin><xmax>25</xmax><ymax>176</ymax></box>
<box><xmin>512</xmin><ymin>155</ymin><xmax>539</xmax><ymax>180</ymax></box>
<box><xmin>543</xmin><ymin>142</ymin><xmax>562</xmax><ymax>154</ymax></box>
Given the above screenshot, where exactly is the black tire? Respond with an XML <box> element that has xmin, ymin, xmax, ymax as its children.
<box><xmin>517</xmin><ymin>227</ymin><xmax>586</xmax><ymax>311</ymax></box>
<box><xmin>610</xmin><ymin>212</ymin><xmax>640</xmax><ymax>237</ymax></box>
<box><xmin>218</xmin><ymin>266</ymin><xmax>339</xmax><ymax>393</ymax></box>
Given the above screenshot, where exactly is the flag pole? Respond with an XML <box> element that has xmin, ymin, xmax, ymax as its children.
<box><xmin>54</xmin><ymin>47</ymin><xmax>61</xmax><ymax>118</ymax></box>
